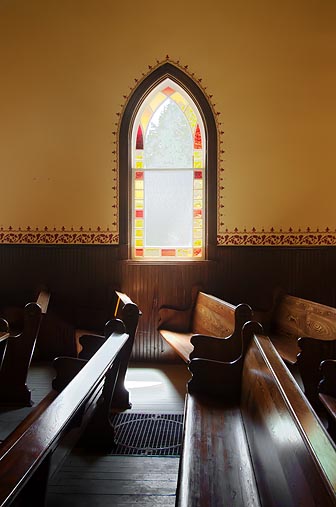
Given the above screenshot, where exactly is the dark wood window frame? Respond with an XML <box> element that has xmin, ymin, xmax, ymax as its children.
<box><xmin>119</xmin><ymin>62</ymin><xmax>217</xmax><ymax>261</ymax></box>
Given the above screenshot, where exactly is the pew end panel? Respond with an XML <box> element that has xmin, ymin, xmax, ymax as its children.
<box><xmin>77</xmin><ymin>291</ymin><xmax>140</xmax><ymax>409</ymax></box>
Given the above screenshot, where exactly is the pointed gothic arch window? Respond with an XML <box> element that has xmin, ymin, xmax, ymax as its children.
<box><xmin>119</xmin><ymin>63</ymin><xmax>217</xmax><ymax>261</ymax></box>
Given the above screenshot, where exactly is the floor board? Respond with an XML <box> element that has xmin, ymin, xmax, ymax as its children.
<box><xmin>46</xmin><ymin>362</ymin><xmax>189</xmax><ymax>507</ymax></box>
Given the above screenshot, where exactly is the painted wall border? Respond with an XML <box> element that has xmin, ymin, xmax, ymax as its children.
<box><xmin>1</xmin><ymin>56</ymin><xmax>334</xmax><ymax>246</ymax></box>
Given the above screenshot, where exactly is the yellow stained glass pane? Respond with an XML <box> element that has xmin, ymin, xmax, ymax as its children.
<box><xmin>194</xmin><ymin>200</ymin><xmax>202</xmax><ymax>208</ymax></box>
<box><xmin>136</xmin><ymin>161</ymin><xmax>143</xmax><ymax>168</ymax></box>
<box><xmin>134</xmin><ymin>190</ymin><xmax>144</xmax><ymax>199</ymax></box>
<box><xmin>150</xmin><ymin>92</ymin><xmax>166</xmax><ymax>111</ymax></box>
<box><xmin>185</xmin><ymin>105</ymin><xmax>197</xmax><ymax>129</ymax></box>
<box><xmin>193</xmin><ymin>218</ymin><xmax>202</xmax><ymax>228</ymax></box>
<box><xmin>193</xmin><ymin>152</ymin><xmax>203</xmax><ymax>168</ymax></box>
<box><xmin>135</xmin><ymin>229</ymin><xmax>143</xmax><ymax>238</ymax></box>
<box><xmin>135</xmin><ymin>200</ymin><xmax>143</xmax><ymax>209</ymax></box>
<box><xmin>135</xmin><ymin>239</ymin><xmax>143</xmax><ymax>247</ymax></box>
<box><xmin>144</xmin><ymin>248</ymin><xmax>160</xmax><ymax>257</ymax></box>
<box><xmin>194</xmin><ymin>229</ymin><xmax>202</xmax><ymax>238</ymax></box>
<box><xmin>140</xmin><ymin>107</ymin><xmax>152</xmax><ymax>132</ymax></box>
<box><xmin>135</xmin><ymin>219</ymin><xmax>144</xmax><ymax>228</ymax></box>
<box><xmin>194</xmin><ymin>189</ymin><xmax>202</xmax><ymax>199</ymax></box>
<box><xmin>194</xmin><ymin>180</ymin><xmax>203</xmax><ymax>189</ymax></box>
<box><xmin>171</xmin><ymin>92</ymin><xmax>188</xmax><ymax>111</ymax></box>
<box><xmin>177</xmin><ymin>248</ymin><xmax>193</xmax><ymax>257</ymax></box>
<box><xmin>194</xmin><ymin>239</ymin><xmax>202</xmax><ymax>247</ymax></box>
<box><xmin>135</xmin><ymin>180</ymin><xmax>144</xmax><ymax>189</ymax></box>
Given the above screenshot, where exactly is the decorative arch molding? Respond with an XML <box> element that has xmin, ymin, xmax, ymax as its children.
<box><xmin>118</xmin><ymin>58</ymin><xmax>218</xmax><ymax>257</ymax></box>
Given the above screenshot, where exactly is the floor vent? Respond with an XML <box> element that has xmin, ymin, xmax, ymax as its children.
<box><xmin>110</xmin><ymin>412</ymin><xmax>183</xmax><ymax>456</ymax></box>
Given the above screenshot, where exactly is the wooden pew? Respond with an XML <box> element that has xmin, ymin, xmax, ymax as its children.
<box><xmin>0</xmin><ymin>289</ymin><xmax>50</xmax><ymax>406</ymax></box>
<box><xmin>0</xmin><ymin>320</ymin><xmax>130</xmax><ymax>507</ymax></box>
<box><xmin>256</xmin><ymin>290</ymin><xmax>336</xmax><ymax>366</ymax></box>
<box><xmin>319</xmin><ymin>359</ymin><xmax>336</xmax><ymax>441</ymax></box>
<box><xmin>76</xmin><ymin>291</ymin><xmax>141</xmax><ymax>409</ymax></box>
<box><xmin>177</xmin><ymin>322</ymin><xmax>336</xmax><ymax>506</ymax></box>
<box><xmin>158</xmin><ymin>290</ymin><xmax>253</xmax><ymax>362</ymax></box>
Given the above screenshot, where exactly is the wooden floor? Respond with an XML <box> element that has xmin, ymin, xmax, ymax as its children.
<box><xmin>45</xmin><ymin>361</ymin><xmax>190</xmax><ymax>507</ymax></box>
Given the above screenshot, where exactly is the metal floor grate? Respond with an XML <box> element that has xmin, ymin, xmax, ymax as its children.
<box><xmin>110</xmin><ymin>413</ymin><xmax>184</xmax><ymax>456</ymax></box>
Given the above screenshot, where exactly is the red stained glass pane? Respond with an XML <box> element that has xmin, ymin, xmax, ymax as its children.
<box><xmin>136</xmin><ymin>125</ymin><xmax>144</xmax><ymax>149</ymax></box>
<box><xmin>135</xmin><ymin>210</ymin><xmax>144</xmax><ymax>218</ymax></box>
<box><xmin>135</xmin><ymin>171</ymin><xmax>144</xmax><ymax>180</ymax></box>
<box><xmin>162</xmin><ymin>86</ymin><xmax>175</xmax><ymax>96</ymax></box>
<box><xmin>194</xmin><ymin>171</ymin><xmax>202</xmax><ymax>179</ymax></box>
<box><xmin>194</xmin><ymin>124</ymin><xmax>202</xmax><ymax>149</ymax></box>
<box><xmin>193</xmin><ymin>248</ymin><xmax>202</xmax><ymax>257</ymax></box>
<box><xmin>135</xmin><ymin>249</ymin><xmax>144</xmax><ymax>257</ymax></box>
<box><xmin>162</xmin><ymin>249</ymin><xmax>176</xmax><ymax>257</ymax></box>
<box><xmin>194</xmin><ymin>209</ymin><xmax>202</xmax><ymax>217</ymax></box>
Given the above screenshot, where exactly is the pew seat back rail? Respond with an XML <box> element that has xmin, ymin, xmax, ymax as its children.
<box><xmin>158</xmin><ymin>290</ymin><xmax>253</xmax><ymax>362</ymax></box>
<box><xmin>177</xmin><ymin>323</ymin><xmax>336</xmax><ymax>507</ymax></box>
<box><xmin>257</xmin><ymin>290</ymin><xmax>336</xmax><ymax>365</ymax></box>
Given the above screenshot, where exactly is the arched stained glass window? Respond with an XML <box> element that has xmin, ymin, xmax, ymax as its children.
<box><xmin>131</xmin><ymin>78</ymin><xmax>206</xmax><ymax>260</ymax></box>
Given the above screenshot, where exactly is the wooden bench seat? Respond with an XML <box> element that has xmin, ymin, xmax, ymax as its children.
<box><xmin>0</xmin><ymin>319</ymin><xmax>130</xmax><ymax>507</ymax></box>
<box><xmin>177</xmin><ymin>323</ymin><xmax>336</xmax><ymax>506</ymax></box>
<box><xmin>158</xmin><ymin>291</ymin><xmax>253</xmax><ymax>362</ymax></box>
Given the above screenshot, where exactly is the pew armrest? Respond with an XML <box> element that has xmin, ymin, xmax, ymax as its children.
<box><xmin>190</xmin><ymin>333</ymin><xmax>237</xmax><ymax>362</ymax></box>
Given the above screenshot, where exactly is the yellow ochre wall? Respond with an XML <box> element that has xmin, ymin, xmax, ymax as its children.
<box><xmin>0</xmin><ymin>0</ymin><xmax>335</xmax><ymax>245</ymax></box>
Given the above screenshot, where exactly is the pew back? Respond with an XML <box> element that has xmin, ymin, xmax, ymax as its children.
<box><xmin>177</xmin><ymin>331</ymin><xmax>336</xmax><ymax>506</ymax></box>
<box><xmin>272</xmin><ymin>294</ymin><xmax>336</xmax><ymax>341</ymax></box>
<box><xmin>242</xmin><ymin>334</ymin><xmax>336</xmax><ymax>506</ymax></box>
<box><xmin>0</xmin><ymin>328</ymin><xmax>129</xmax><ymax>507</ymax></box>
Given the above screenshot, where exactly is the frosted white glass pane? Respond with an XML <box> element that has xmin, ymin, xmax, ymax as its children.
<box><xmin>145</xmin><ymin>171</ymin><xmax>193</xmax><ymax>247</ymax></box>
<box><xmin>144</xmin><ymin>99</ymin><xmax>193</xmax><ymax>168</ymax></box>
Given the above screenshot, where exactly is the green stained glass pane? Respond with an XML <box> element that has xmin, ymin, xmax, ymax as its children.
<box><xmin>185</xmin><ymin>105</ymin><xmax>197</xmax><ymax>130</ymax></box>
<box><xmin>177</xmin><ymin>248</ymin><xmax>193</xmax><ymax>257</ymax></box>
<box><xmin>194</xmin><ymin>218</ymin><xmax>202</xmax><ymax>228</ymax></box>
<box><xmin>144</xmin><ymin>248</ymin><xmax>160</xmax><ymax>257</ymax></box>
